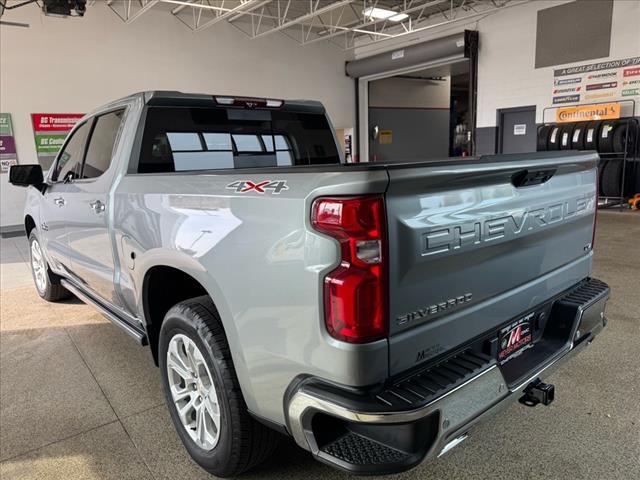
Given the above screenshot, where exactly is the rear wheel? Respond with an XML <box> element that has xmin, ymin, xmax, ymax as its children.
<box><xmin>28</xmin><ymin>231</ymin><xmax>70</xmax><ymax>302</ymax></box>
<box><xmin>158</xmin><ymin>296</ymin><xmax>278</xmax><ymax>477</ymax></box>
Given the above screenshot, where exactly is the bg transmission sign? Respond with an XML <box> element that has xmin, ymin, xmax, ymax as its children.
<box><xmin>31</xmin><ymin>113</ymin><xmax>84</xmax><ymax>170</ymax></box>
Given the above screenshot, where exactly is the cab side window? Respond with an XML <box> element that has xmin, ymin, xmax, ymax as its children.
<box><xmin>52</xmin><ymin>122</ymin><xmax>91</xmax><ymax>182</ymax></box>
<box><xmin>82</xmin><ymin>109</ymin><xmax>125</xmax><ymax>179</ymax></box>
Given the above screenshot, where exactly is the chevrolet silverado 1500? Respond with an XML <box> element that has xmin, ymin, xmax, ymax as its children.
<box><xmin>10</xmin><ymin>91</ymin><xmax>610</xmax><ymax>476</ymax></box>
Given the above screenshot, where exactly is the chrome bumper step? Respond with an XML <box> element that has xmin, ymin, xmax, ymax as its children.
<box><xmin>285</xmin><ymin>278</ymin><xmax>610</xmax><ymax>475</ymax></box>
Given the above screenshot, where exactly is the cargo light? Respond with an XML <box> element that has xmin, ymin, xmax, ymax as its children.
<box><xmin>214</xmin><ymin>96</ymin><xmax>283</xmax><ymax>108</ymax></box>
<box><xmin>311</xmin><ymin>196</ymin><xmax>388</xmax><ymax>344</ymax></box>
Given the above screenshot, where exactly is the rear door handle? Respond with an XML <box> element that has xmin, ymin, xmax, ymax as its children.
<box><xmin>89</xmin><ymin>200</ymin><xmax>105</xmax><ymax>214</ymax></box>
<box><xmin>53</xmin><ymin>197</ymin><xmax>66</xmax><ymax>207</ymax></box>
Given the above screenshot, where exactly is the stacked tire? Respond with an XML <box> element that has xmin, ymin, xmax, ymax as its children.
<box><xmin>537</xmin><ymin>119</ymin><xmax>638</xmax><ymax>154</ymax></box>
<box><xmin>536</xmin><ymin>118</ymin><xmax>639</xmax><ymax>199</ymax></box>
<box><xmin>583</xmin><ymin>120</ymin><xmax>602</xmax><ymax>151</ymax></box>
<box><xmin>547</xmin><ymin>125</ymin><xmax>562</xmax><ymax>150</ymax></box>
<box><xmin>570</xmin><ymin>123</ymin><xmax>587</xmax><ymax>150</ymax></box>
<box><xmin>537</xmin><ymin>125</ymin><xmax>553</xmax><ymax>151</ymax></box>
<box><xmin>559</xmin><ymin>123</ymin><xmax>575</xmax><ymax>150</ymax></box>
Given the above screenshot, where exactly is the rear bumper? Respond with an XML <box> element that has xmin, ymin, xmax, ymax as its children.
<box><xmin>285</xmin><ymin>278</ymin><xmax>610</xmax><ymax>475</ymax></box>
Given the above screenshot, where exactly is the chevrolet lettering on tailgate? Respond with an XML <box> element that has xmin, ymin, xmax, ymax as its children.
<box><xmin>422</xmin><ymin>195</ymin><xmax>595</xmax><ymax>257</ymax></box>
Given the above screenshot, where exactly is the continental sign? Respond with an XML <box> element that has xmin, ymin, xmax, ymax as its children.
<box><xmin>555</xmin><ymin>103</ymin><xmax>621</xmax><ymax>123</ymax></box>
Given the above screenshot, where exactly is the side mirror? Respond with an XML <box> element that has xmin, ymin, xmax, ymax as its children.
<box><xmin>9</xmin><ymin>164</ymin><xmax>44</xmax><ymax>188</ymax></box>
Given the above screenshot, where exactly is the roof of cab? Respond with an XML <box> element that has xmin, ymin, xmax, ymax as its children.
<box><xmin>142</xmin><ymin>90</ymin><xmax>325</xmax><ymax>112</ymax></box>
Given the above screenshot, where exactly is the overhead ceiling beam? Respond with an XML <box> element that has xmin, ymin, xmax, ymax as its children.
<box><xmin>347</xmin><ymin>0</ymin><xmax>529</xmax><ymax>50</ymax></box>
<box><xmin>169</xmin><ymin>0</ymin><xmax>198</xmax><ymax>14</ymax></box>
<box><xmin>194</xmin><ymin>0</ymin><xmax>263</xmax><ymax>31</ymax></box>
<box><xmin>252</xmin><ymin>0</ymin><xmax>353</xmax><ymax>39</ymax></box>
<box><xmin>108</xmin><ymin>0</ymin><xmax>160</xmax><ymax>24</ymax></box>
<box><xmin>164</xmin><ymin>0</ymin><xmax>233</xmax><ymax>14</ymax></box>
<box><xmin>302</xmin><ymin>0</ymin><xmax>450</xmax><ymax>45</ymax></box>
<box><xmin>126</xmin><ymin>0</ymin><xmax>159</xmax><ymax>23</ymax></box>
<box><xmin>228</xmin><ymin>0</ymin><xmax>272</xmax><ymax>22</ymax></box>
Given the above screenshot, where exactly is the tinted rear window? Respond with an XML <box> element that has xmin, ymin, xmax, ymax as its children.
<box><xmin>138</xmin><ymin>106</ymin><xmax>340</xmax><ymax>173</ymax></box>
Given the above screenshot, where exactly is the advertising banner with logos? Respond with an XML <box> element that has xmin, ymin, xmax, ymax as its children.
<box><xmin>31</xmin><ymin>113</ymin><xmax>84</xmax><ymax>170</ymax></box>
<box><xmin>552</xmin><ymin>56</ymin><xmax>640</xmax><ymax>110</ymax></box>
<box><xmin>0</xmin><ymin>113</ymin><xmax>18</xmax><ymax>173</ymax></box>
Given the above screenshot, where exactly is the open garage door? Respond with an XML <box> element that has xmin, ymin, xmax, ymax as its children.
<box><xmin>346</xmin><ymin>30</ymin><xmax>478</xmax><ymax>162</ymax></box>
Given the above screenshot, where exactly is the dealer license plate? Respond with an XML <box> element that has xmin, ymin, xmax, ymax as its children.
<box><xmin>498</xmin><ymin>312</ymin><xmax>534</xmax><ymax>363</ymax></box>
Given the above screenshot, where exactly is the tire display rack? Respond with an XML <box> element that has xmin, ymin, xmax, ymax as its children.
<box><xmin>540</xmin><ymin>100</ymin><xmax>639</xmax><ymax>210</ymax></box>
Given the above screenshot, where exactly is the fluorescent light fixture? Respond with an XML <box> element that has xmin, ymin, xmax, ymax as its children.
<box><xmin>363</xmin><ymin>6</ymin><xmax>395</xmax><ymax>19</ymax></box>
<box><xmin>389</xmin><ymin>13</ymin><xmax>409</xmax><ymax>22</ymax></box>
<box><xmin>363</xmin><ymin>6</ymin><xmax>407</xmax><ymax>21</ymax></box>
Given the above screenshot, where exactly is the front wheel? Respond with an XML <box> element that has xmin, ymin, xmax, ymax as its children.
<box><xmin>159</xmin><ymin>296</ymin><xmax>278</xmax><ymax>477</ymax></box>
<box><xmin>28</xmin><ymin>231</ymin><xmax>70</xmax><ymax>302</ymax></box>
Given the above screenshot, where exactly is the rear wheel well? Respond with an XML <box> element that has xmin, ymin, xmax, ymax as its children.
<box><xmin>143</xmin><ymin>266</ymin><xmax>208</xmax><ymax>365</ymax></box>
<box><xmin>25</xmin><ymin>215</ymin><xmax>36</xmax><ymax>238</ymax></box>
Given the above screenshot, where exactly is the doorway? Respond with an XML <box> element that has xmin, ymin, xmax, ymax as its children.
<box><xmin>349</xmin><ymin>31</ymin><xmax>478</xmax><ymax>163</ymax></box>
<box><xmin>367</xmin><ymin>61</ymin><xmax>471</xmax><ymax>162</ymax></box>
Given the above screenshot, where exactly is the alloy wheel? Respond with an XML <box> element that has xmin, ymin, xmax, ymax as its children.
<box><xmin>166</xmin><ymin>333</ymin><xmax>221</xmax><ymax>450</ymax></box>
<box><xmin>30</xmin><ymin>239</ymin><xmax>47</xmax><ymax>293</ymax></box>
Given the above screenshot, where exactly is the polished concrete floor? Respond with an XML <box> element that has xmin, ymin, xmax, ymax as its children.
<box><xmin>0</xmin><ymin>210</ymin><xmax>638</xmax><ymax>480</ymax></box>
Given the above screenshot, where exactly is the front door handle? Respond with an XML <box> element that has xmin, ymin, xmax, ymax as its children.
<box><xmin>89</xmin><ymin>200</ymin><xmax>105</xmax><ymax>214</ymax></box>
<box><xmin>53</xmin><ymin>197</ymin><xmax>66</xmax><ymax>207</ymax></box>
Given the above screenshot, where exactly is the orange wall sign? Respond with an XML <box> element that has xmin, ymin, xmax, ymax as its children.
<box><xmin>555</xmin><ymin>103</ymin><xmax>621</xmax><ymax>123</ymax></box>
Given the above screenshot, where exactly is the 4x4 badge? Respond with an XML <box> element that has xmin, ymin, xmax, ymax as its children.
<box><xmin>226</xmin><ymin>180</ymin><xmax>289</xmax><ymax>194</ymax></box>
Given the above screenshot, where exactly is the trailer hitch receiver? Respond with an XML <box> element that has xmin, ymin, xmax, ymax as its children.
<box><xmin>519</xmin><ymin>379</ymin><xmax>555</xmax><ymax>407</ymax></box>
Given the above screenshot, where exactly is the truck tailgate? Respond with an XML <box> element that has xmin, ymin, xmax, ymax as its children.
<box><xmin>384</xmin><ymin>151</ymin><xmax>598</xmax><ymax>375</ymax></box>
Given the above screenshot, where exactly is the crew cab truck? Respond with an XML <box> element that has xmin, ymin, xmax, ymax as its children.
<box><xmin>10</xmin><ymin>91</ymin><xmax>610</xmax><ymax>477</ymax></box>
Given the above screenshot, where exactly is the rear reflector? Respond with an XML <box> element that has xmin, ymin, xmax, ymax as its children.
<box><xmin>311</xmin><ymin>196</ymin><xmax>388</xmax><ymax>343</ymax></box>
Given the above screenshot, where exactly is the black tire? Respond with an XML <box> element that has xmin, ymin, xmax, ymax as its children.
<box><xmin>559</xmin><ymin>123</ymin><xmax>575</xmax><ymax>150</ymax></box>
<box><xmin>547</xmin><ymin>125</ymin><xmax>562</xmax><ymax>150</ymax></box>
<box><xmin>601</xmin><ymin>160</ymin><xmax>623</xmax><ymax>197</ymax></box>
<box><xmin>584</xmin><ymin>120</ymin><xmax>602</xmax><ymax>151</ymax></box>
<box><xmin>28</xmin><ymin>231</ymin><xmax>70</xmax><ymax>302</ymax></box>
<box><xmin>612</xmin><ymin>121</ymin><xmax>637</xmax><ymax>155</ymax></box>
<box><xmin>537</xmin><ymin>125</ymin><xmax>552</xmax><ymax>151</ymax></box>
<box><xmin>159</xmin><ymin>296</ymin><xmax>278</xmax><ymax>477</ymax></box>
<box><xmin>598</xmin><ymin>160</ymin><xmax>609</xmax><ymax>195</ymax></box>
<box><xmin>598</xmin><ymin>120</ymin><xmax>618</xmax><ymax>153</ymax></box>
<box><xmin>570</xmin><ymin>122</ymin><xmax>587</xmax><ymax>150</ymax></box>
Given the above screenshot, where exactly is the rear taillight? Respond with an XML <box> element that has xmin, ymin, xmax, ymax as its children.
<box><xmin>311</xmin><ymin>196</ymin><xmax>388</xmax><ymax>343</ymax></box>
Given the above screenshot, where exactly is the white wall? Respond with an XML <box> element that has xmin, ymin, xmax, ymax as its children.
<box><xmin>354</xmin><ymin>1</ymin><xmax>640</xmax><ymax>128</ymax></box>
<box><xmin>0</xmin><ymin>2</ymin><xmax>355</xmax><ymax>229</ymax></box>
<box><xmin>475</xmin><ymin>0</ymin><xmax>640</xmax><ymax>127</ymax></box>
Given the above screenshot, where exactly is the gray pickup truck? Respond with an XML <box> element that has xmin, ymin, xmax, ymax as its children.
<box><xmin>10</xmin><ymin>91</ymin><xmax>610</xmax><ymax>477</ymax></box>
